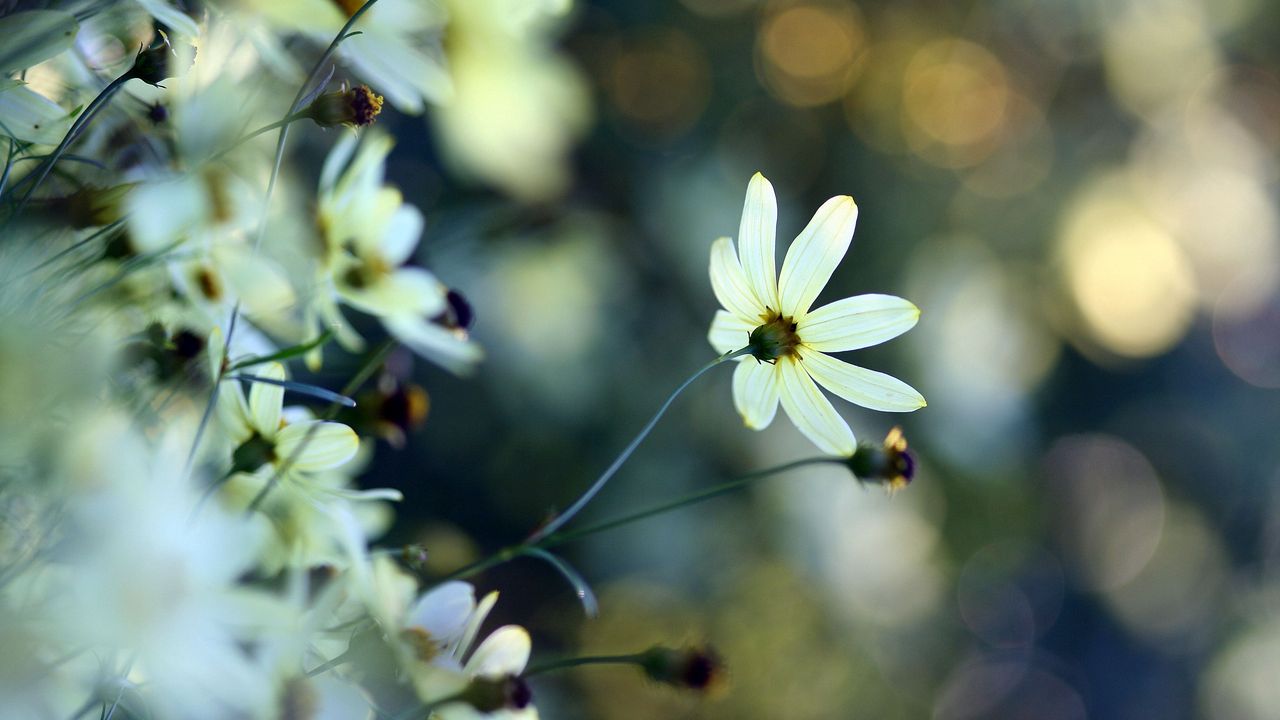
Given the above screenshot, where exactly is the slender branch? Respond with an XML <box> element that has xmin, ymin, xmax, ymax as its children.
<box><xmin>527</xmin><ymin>348</ymin><xmax>751</xmax><ymax>543</ymax></box>
<box><xmin>435</xmin><ymin>455</ymin><xmax>844</xmax><ymax>584</ymax></box>
<box><xmin>540</xmin><ymin>456</ymin><xmax>843</xmax><ymax>550</ymax></box>
<box><xmin>523</xmin><ymin>653</ymin><xmax>645</xmax><ymax>677</ymax></box>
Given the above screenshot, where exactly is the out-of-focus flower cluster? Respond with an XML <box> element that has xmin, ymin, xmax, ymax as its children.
<box><xmin>0</xmin><ymin>0</ymin><xmax>587</xmax><ymax>717</ymax></box>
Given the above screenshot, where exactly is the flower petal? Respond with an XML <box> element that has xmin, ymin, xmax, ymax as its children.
<box><xmin>248</xmin><ymin>362</ymin><xmax>286</xmax><ymax>435</ymax></box>
<box><xmin>798</xmin><ymin>346</ymin><xmax>926</xmax><ymax>412</ymax></box>
<box><xmin>216</xmin><ymin>380</ymin><xmax>253</xmax><ymax>443</ymax></box>
<box><xmin>464</xmin><ymin>626</ymin><xmax>532</xmax><ymax>678</ymax></box>
<box><xmin>737</xmin><ymin>173</ymin><xmax>780</xmax><ymax>310</ymax></box>
<box><xmin>384</xmin><ymin>316</ymin><xmax>483</xmax><ymax>376</ymax></box>
<box><xmin>341</xmin><ymin>266</ymin><xmax>446</xmax><ymax>319</ymax></box>
<box><xmin>454</xmin><ymin>591</ymin><xmax>498</xmax><ymax>661</ymax></box>
<box><xmin>732</xmin><ymin>358</ymin><xmax>780</xmax><ymax>430</ymax></box>
<box><xmin>797</xmin><ymin>294</ymin><xmax>920</xmax><ymax>352</ymax></box>
<box><xmin>778</xmin><ymin>196</ymin><xmax>859</xmax><ymax>318</ymax></box>
<box><xmin>407</xmin><ymin>581</ymin><xmax>476</xmax><ymax>646</ymax></box>
<box><xmin>381</xmin><ymin>204</ymin><xmax>424</xmax><ymax>266</ymax></box>
<box><xmin>709</xmin><ymin>236</ymin><xmax>765</xmax><ymax>321</ymax></box>
<box><xmin>708</xmin><ymin>310</ymin><xmax>754</xmax><ymax>356</ymax></box>
<box><xmin>275</xmin><ymin>421</ymin><xmax>359</xmax><ymax>472</ymax></box>
<box><xmin>778</xmin><ymin>358</ymin><xmax>855</xmax><ymax>456</ymax></box>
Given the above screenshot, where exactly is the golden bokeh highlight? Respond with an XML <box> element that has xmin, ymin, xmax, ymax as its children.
<box><xmin>1058</xmin><ymin>174</ymin><xmax>1197</xmax><ymax>358</ymax></box>
<box><xmin>756</xmin><ymin>1</ymin><xmax>867</xmax><ymax>107</ymax></box>
<box><xmin>901</xmin><ymin>38</ymin><xmax>1011</xmax><ymax>168</ymax></box>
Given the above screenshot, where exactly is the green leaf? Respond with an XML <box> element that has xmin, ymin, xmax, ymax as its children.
<box><xmin>229</xmin><ymin>374</ymin><xmax>357</xmax><ymax>408</ymax></box>
<box><xmin>0</xmin><ymin>10</ymin><xmax>79</xmax><ymax>75</ymax></box>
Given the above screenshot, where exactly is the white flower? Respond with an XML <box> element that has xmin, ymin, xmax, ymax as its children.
<box><xmin>217</xmin><ymin>361</ymin><xmax>360</xmax><ymax>478</ymax></box>
<box><xmin>248</xmin><ymin>0</ymin><xmax>451</xmax><ymax>112</ymax></box>
<box><xmin>54</xmin><ymin>414</ymin><xmax>287</xmax><ymax>720</ymax></box>
<box><xmin>707</xmin><ymin>173</ymin><xmax>926</xmax><ymax>456</ymax></box>
<box><xmin>313</xmin><ymin>133</ymin><xmax>482</xmax><ymax>374</ymax></box>
<box><xmin>431</xmin><ymin>0</ymin><xmax>590</xmax><ymax>201</ymax></box>
<box><xmin>331</xmin><ymin>514</ymin><xmax>534</xmax><ymax>717</ymax></box>
<box><xmin>400</xmin><ymin>580</ymin><xmax>535</xmax><ymax>719</ymax></box>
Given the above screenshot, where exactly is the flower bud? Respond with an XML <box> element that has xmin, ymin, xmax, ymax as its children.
<box><xmin>302</xmin><ymin>85</ymin><xmax>384</xmax><ymax>128</ymax></box>
<box><xmin>126</xmin><ymin>32</ymin><xmax>189</xmax><ymax>86</ymax></box>
<box><xmin>639</xmin><ymin>645</ymin><xmax>725</xmax><ymax>692</ymax></box>
<box><xmin>458</xmin><ymin>675</ymin><xmax>533</xmax><ymax>713</ymax></box>
<box><xmin>847</xmin><ymin>426</ymin><xmax>915</xmax><ymax>491</ymax></box>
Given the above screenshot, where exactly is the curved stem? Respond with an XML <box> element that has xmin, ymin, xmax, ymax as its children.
<box><xmin>437</xmin><ymin>455</ymin><xmax>844</xmax><ymax>584</ymax></box>
<box><xmin>210</xmin><ymin>113</ymin><xmax>306</xmax><ymax>163</ymax></box>
<box><xmin>523</xmin><ymin>653</ymin><xmax>645</xmax><ymax>677</ymax></box>
<box><xmin>527</xmin><ymin>348</ymin><xmax>750</xmax><ymax>543</ymax></box>
<box><xmin>540</xmin><ymin>456</ymin><xmax>842</xmax><ymax>550</ymax></box>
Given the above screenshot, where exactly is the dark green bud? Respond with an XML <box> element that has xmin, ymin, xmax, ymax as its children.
<box><xmin>459</xmin><ymin>675</ymin><xmax>533</xmax><ymax>713</ymax></box>
<box><xmin>126</xmin><ymin>32</ymin><xmax>188</xmax><ymax>86</ymax></box>
<box><xmin>747</xmin><ymin>313</ymin><xmax>800</xmax><ymax>363</ymax></box>
<box><xmin>231</xmin><ymin>433</ymin><xmax>276</xmax><ymax>475</ymax></box>
<box><xmin>639</xmin><ymin>645</ymin><xmax>724</xmax><ymax>692</ymax></box>
<box><xmin>848</xmin><ymin>427</ymin><xmax>915</xmax><ymax>491</ymax></box>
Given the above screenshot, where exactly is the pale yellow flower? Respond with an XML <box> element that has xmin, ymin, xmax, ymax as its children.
<box><xmin>708</xmin><ymin>173</ymin><xmax>926</xmax><ymax>456</ymax></box>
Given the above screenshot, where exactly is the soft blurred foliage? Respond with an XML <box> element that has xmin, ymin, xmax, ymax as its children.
<box><xmin>365</xmin><ymin>0</ymin><xmax>1280</xmax><ymax>717</ymax></box>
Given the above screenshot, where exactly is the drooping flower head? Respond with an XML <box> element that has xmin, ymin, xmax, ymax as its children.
<box><xmin>708</xmin><ymin>173</ymin><xmax>926</xmax><ymax>456</ymax></box>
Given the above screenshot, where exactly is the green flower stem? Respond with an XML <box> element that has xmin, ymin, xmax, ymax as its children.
<box><xmin>540</xmin><ymin>456</ymin><xmax>843</xmax><ymax>550</ymax></box>
<box><xmin>523</xmin><ymin>653</ymin><xmax>646</xmax><ymax>677</ymax></box>
<box><xmin>2</xmin><ymin>72</ymin><xmax>130</xmax><ymax>222</ymax></box>
<box><xmin>209</xmin><ymin>112</ymin><xmax>307</xmax><ymax>163</ymax></box>
<box><xmin>436</xmin><ymin>455</ymin><xmax>843</xmax><ymax>584</ymax></box>
<box><xmin>526</xmin><ymin>348</ymin><xmax>752</xmax><ymax>544</ymax></box>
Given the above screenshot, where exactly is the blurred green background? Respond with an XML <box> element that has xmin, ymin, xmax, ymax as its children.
<box><xmin>344</xmin><ymin>0</ymin><xmax>1280</xmax><ymax>717</ymax></box>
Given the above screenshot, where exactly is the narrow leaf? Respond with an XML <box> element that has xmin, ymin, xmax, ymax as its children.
<box><xmin>228</xmin><ymin>331</ymin><xmax>334</xmax><ymax>371</ymax></box>
<box><xmin>230</xmin><ymin>374</ymin><xmax>356</xmax><ymax>407</ymax></box>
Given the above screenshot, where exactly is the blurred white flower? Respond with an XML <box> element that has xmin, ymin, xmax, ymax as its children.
<box><xmin>243</xmin><ymin>0</ymin><xmax>451</xmax><ymax>112</ymax></box>
<box><xmin>432</xmin><ymin>0</ymin><xmax>590</xmax><ymax>201</ymax></box>
<box><xmin>313</xmin><ymin>133</ymin><xmax>482</xmax><ymax>374</ymax></box>
<box><xmin>54</xmin><ymin>414</ymin><xmax>288</xmax><ymax>720</ymax></box>
<box><xmin>707</xmin><ymin>173</ymin><xmax>926</xmax><ymax>456</ymax></box>
<box><xmin>217</xmin><ymin>361</ymin><xmax>360</xmax><ymax>478</ymax></box>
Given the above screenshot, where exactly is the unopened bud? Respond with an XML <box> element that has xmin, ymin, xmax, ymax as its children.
<box><xmin>126</xmin><ymin>32</ymin><xmax>189</xmax><ymax>86</ymax></box>
<box><xmin>639</xmin><ymin>645</ymin><xmax>725</xmax><ymax>692</ymax></box>
<box><xmin>848</xmin><ymin>426</ymin><xmax>915</xmax><ymax>491</ymax></box>
<box><xmin>459</xmin><ymin>675</ymin><xmax>533</xmax><ymax>713</ymax></box>
<box><xmin>303</xmin><ymin>85</ymin><xmax>384</xmax><ymax>128</ymax></box>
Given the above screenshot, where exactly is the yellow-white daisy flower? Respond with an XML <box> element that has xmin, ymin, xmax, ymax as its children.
<box><xmin>707</xmin><ymin>173</ymin><xmax>926</xmax><ymax>457</ymax></box>
<box><xmin>217</xmin><ymin>361</ymin><xmax>360</xmax><ymax>477</ymax></box>
<box><xmin>313</xmin><ymin>133</ymin><xmax>482</xmax><ymax>374</ymax></box>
